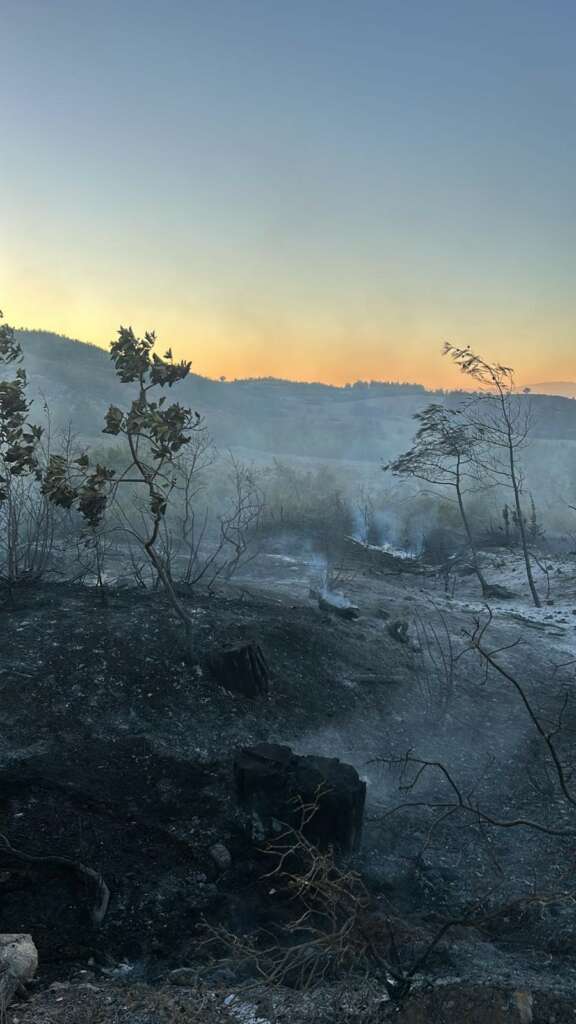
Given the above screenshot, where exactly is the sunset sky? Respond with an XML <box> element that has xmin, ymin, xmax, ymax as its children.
<box><xmin>2</xmin><ymin>0</ymin><xmax>575</xmax><ymax>387</ymax></box>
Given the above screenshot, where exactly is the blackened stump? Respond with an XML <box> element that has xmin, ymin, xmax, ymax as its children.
<box><xmin>209</xmin><ymin>642</ymin><xmax>269</xmax><ymax>698</ymax></box>
<box><xmin>234</xmin><ymin>742</ymin><xmax>366</xmax><ymax>854</ymax></box>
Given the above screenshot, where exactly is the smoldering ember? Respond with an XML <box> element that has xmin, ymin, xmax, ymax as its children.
<box><xmin>2</xmin><ymin>321</ymin><xmax>576</xmax><ymax>1023</ymax></box>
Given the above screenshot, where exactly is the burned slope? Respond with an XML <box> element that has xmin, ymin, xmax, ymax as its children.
<box><xmin>0</xmin><ymin>580</ymin><xmax>413</xmax><ymax>976</ymax></box>
<box><xmin>0</xmin><ymin>569</ymin><xmax>576</xmax><ymax>1009</ymax></box>
<box><xmin>241</xmin><ymin>556</ymin><xmax>576</xmax><ymax>994</ymax></box>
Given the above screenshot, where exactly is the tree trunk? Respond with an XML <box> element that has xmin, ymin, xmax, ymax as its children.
<box><xmin>455</xmin><ymin>472</ymin><xmax>489</xmax><ymax>596</ymax></box>
<box><xmin>504</xmin><ymin>418</ymin><xmax>541</xmax><ymax>608</ymax></box>
<box><xmin>511</xmin><ymin>477</ymin><xmax>541</xmax><ymax>607</ymax></box>
<box><xmin>144</xmin><ymin>539</ymin><xmax>194</xmax><ymax>658</ymax></box>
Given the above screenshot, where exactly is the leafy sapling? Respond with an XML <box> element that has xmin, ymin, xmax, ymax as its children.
<box><xmin>42</xmin><ymin>326</ymin><xmax>202</xmax><ymax>654</ymax></box>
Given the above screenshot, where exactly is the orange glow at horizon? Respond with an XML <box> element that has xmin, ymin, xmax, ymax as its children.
<box><xmin>5</xmin><ymin>285</ymin><xmax>575</xmax><ymax>392</ymax></box>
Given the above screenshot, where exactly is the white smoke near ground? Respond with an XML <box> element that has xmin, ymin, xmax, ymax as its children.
<box><xmin>350</xmin><ymin>504</ymin><xmax>370</xmax><ymax>546</ymax></box>
<box><xmin>372</xmin><ymin>509</ymin><xmax>424</xmax><ymax>558</ymax></box>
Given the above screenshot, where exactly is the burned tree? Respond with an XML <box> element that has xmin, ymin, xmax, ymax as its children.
<box><xmin>444</xmin><ymin>343</ymin><xmax>541</xmax><ymax>607</ymax></box>
<box><xmin>385</xmin><ymin>403</ymin><xmax>490</xmax><ymax>595</ymax></box>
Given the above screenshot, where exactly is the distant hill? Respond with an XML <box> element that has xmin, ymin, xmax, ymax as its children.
<box><xmin>12</xmin><ymin>329</ymin><xmax>431</xmax><ymax>462</ymax></box>
<box><xmin>527</xmin><ymin>381</ymin><xmax>576</xmax><ymax>398</ymax></box>
<box><xmin>11</xmin><ymin>329</ymin><xmax>576</xmax><ymax>463</ymax></box>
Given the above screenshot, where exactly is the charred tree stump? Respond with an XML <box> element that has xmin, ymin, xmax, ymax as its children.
<box><xmin>234</xmin><ymin>742</ymin><xmax>366</xmax><ymax>854</ymax></box>
<box><xmin>209</xmin><ymin>642</ymin><xmax>269</xmax><ymax>698</ymax></box>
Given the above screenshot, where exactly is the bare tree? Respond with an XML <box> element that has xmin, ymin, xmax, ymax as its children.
<box><xmin>353</xmin><ymin>486</ymin><xmax>376</xmax><ymax>545</ymax></box>
<box><xmin>154</xmin><ymin>446</ymin><xmax>263</xmax><ymax>590</ymax></box>
<box><xmin>218</xmin><ymin>455</ymin><xmax>264</xmax><ymax>580</ymax></box>
<box><xmin>0</xmin><ymin>471</ymin><xmax>56</xmax><ymax>584</ymax></box>
<box><xmin>444</xmin><ymin>344</ymin><xmax>541</xmax><ymax>607</ymax></box>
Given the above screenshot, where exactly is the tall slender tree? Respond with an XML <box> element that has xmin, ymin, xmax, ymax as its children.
<box><xmin>444</xmin><ymin>344</ymin><xmax>540</xmax><ymax>607</ymax></box>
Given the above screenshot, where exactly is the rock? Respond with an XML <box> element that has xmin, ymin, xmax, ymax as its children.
<box><xmin>210</xmin><ymin>841</ymin><xmax>232</xmax><ymax>872</ymax></box>
<box><xmin>209</xmin><ymin>643</ymin><xmax>269</xmax><ymax>698</ymax></box>
<box><xmin>0</xmin><ymin>935</ymin><xmax>38</xmax><ymax>1003</ymax></box>
<box><xmin>234</xmin><ymin>743</ymin><xmax>366</xmax><ymax>854</ymax></box>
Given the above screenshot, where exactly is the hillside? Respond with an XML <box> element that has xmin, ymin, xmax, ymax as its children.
<box><xmin>529</xmin><ymin>381</ymin><xmax>576</xmax><ymax>398</ymax></box>
<box><xmin>15</xmin><ymin>329</ymin><xmax>576</xmax><ymax>464</ymax></box>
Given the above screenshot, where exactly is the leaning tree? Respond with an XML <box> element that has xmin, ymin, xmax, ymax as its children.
<box><xmin>385</xmin><ymin>402</ymin><xmax>490</xmax><ymax>595</ymax></box>
<box><xmin>444</xmin><ymin>344</ymin><xmax>541</xmax><ymax>608</ymax></box>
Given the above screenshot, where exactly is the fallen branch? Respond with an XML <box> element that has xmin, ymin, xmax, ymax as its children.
<box><xmin>0</xmin><ymin>832</ymin><xmax>110</xmax><ymax>926</ymax></box>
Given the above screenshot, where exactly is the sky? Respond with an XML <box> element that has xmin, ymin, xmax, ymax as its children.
<box><xmin>1</xmin><ymin>0</ymin><xmax>576</xmax><ymax>387</ymax></box>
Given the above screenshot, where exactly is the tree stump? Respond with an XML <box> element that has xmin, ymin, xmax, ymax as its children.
<box><xmin>234</xmin><ymin>742</ymin><xmax>366</xmax><ymax>854</ymax></box>
<box><xmin>209</xmin><ymin>642</ymin><xmax>269</xmax><ymax>698</ymax></box>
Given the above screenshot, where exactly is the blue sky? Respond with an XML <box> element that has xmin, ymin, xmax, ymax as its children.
<box><xmin>2</xmin><ymin>0</ymin><xmax>575</xmax><ymax>384</ymax></box>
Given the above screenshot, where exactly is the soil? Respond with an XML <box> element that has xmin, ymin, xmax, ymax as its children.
<box><xmin>1</xmin><ymin>541</ymin><xmax>576</xmax><ymax>1020</ymax></box>
<box><xmin>6</xmin><ymin>977</ymin><xmax>576</xmax><ymax>1023</ymax></box>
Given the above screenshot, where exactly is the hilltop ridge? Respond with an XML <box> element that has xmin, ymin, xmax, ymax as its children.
<box><xmin>14</xmin><ymin>328</ymin><xmax>576</xmax><ymax>460</ymax></box>
<box><xmin>528</xmin><ymin>381</ymin><xmax>576</xmax><ymax>398</ymax></box>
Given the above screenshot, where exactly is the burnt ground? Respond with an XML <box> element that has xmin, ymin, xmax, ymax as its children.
<box><xmin>1</xmin><ymin>549</ymin><xmax>576</xmax><ymax>1021</ymax></box>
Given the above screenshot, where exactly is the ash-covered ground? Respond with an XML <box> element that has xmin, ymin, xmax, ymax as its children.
<box><xmin>2</xmin><ymin>538</ymin><xmax>576</xmax><ymax>1022</ymax></box>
